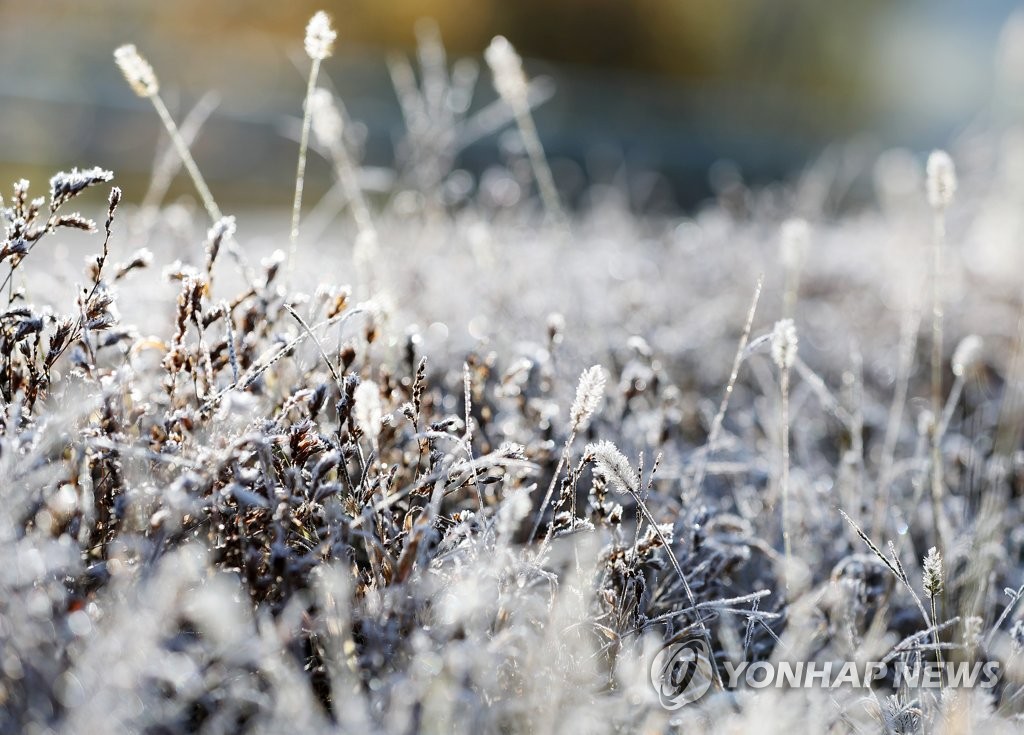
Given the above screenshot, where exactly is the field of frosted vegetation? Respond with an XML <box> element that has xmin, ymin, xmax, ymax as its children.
<box><xmin>6</xmin><ymin>11</ymin><xmax>1024</xmax><ymax>734</ymax></box>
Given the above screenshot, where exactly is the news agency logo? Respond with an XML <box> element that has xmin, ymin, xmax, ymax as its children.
<box><xmin>649</xmin><ymin>639</ymin><xmax>1002</xmax><ymax>710</ymax></box>
<box><xmin>649</xmin><ymin>638</ymin><xmax>715</xmax><ymax>709</ymax></box>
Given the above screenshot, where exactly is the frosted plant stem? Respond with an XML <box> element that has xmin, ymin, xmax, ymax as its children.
<box><xmin>150</xmin><ymin>93</ymin><xmax>222</xmax><ymax>221</ymax></box>
<box><xmin>937</xmin><ymin>373</ymin><xmax>966</xmax><ymax>440</ymax></box>
<box><xmin>287</xmin><ymin>57</ymin><xmax>322</xmax><ymax>288</ymax></box>
<box><xmin>327</xmin><ymin>139</ymin><xmax>375</xmax><ymax>241</ymax></box>
<box><xmin>689</xmin><ymin>275</ymin><xmax>763</xmax><ymax>501</ymax></box>
<box><xmin>533</xmin><ymin>430</ymin><xmax>575</xmax><ymax>542</ymax></box>
<box><xmin>931</xmin><ymin>595</ymin><xmax>944</xmax><ymax>686</ymax></box>
<box><xmin>513</xmin><ymin>106</ymin><xmax>565</xmax><ymax>229</ymax></box>
<box><xmin>781</xmin><ymin>363</ymin><xmax>792</xmax><ymax>593</ymax></box>
<box><xmin>142</xmin><ymin>92</ymin><xmax>219</xmax><ymax>213</ymax></box>
<box><xmin>873</xmin><ymin>294</ymin><xmax>923</xmax><ymax>539</ymax></box>
<box><xmin>149</xmin><ymin>93</ymin><xmax>255</xmax><ymax>287</ymax></box>
<box><xmin>782</xmin><ymin>269</ymin><xmax>799</xmax><ymax>321</ymax></box>
<box><xmin>930</xmin><ymin>210</ymin><xmax>945</xmax><ymax>555</ymax></box>
<box><xmin>924</xmin><ymin>149</ymin><xmax>955</xmax><ymax>556</ymax></box>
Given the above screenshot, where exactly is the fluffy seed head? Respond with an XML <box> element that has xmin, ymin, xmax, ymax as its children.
<box><xmin>771</xmin><ymin>319</ymin><xmax>798</xmax><ymax>370</ymax></box>
<box><xmin>952</xmin><ymin>335</ymin><xmax>983</xmax><ymax>377</ymax></box>
<box><xmin>570</xmin><ymin>365</ymin><xmax>605</xmax><ymax>430</ymax></box>
<box><xmin>114</xmin><ymin>44</ymin><xmax>159</xmax><ymax>97</ymax></box>
<box><xmin>305</xmin><ymin>11</ymin><xmax>336</xmax><ymax>61</ymax></box>
<box><xmin>926</xmin><ymin>150</ymin><xmax>957</xmax><ymax>210</ymax></box>
<box><xmin>310</xmin><ymin>88</ymin><xmax>343</xmax><ymax>147</ymax></box>
<box><xmin>923</xmin><ymin>546</ymin><xmax>943</xmax><ymax>598</ymax></box>
<box><xmin>586</xmin><ymin>440</ymin><xmax>639</xmax><ymax>494</ymax></box>
<box><xmin>485</xmin><ymin>36</ymin><xmax>528</xmax><ymax>106</ymax></box>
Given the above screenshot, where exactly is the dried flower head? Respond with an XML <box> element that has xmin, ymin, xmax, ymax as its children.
<box><xmin>952</xmin><ymin>335</ymin><xmax>983</xmax><ymax>377</ymax></box>
<box><xmin>310</xmin><ymin>88</ymin><xmax>343</xmax><ymax>147</ymax></box>
<box><xmin>923</xmin><ymin>546</ymin><xmax>943</xmax><ymax>598</ymax></box>
<box><xmin>780</xmin><ymin>217</ymin><xmax>811</xmax><ymax>271</ymax></box>
<box><xmin>204</xmin><ymin>216</ymin><xmax>236</xmax><ymax>274</ymax></box>
<box><xmin>770</xmin><ymin>318</ymin><xmax>798</xmax><ymax>370</ymax></box>
<box><xmin>305</xmin><ymin>11</ymin><xmax>336</xmax><ymax>61</ymax></box>
<box><xmin>485</xmin><ymin>36</ymin><xmax>528</xmax><ymax>106</ymax></box>
<box><xmin>586</xmin><ymin>440</ymin><xmax>639</xmax><ymax>494</ymax></box>
<box><xmin>49</xmin><ymin>168</ymin><xmax>114</xmax><ymax>211</ymax></box>
<box><xmin>570</xmin><ymin>365</ymin><xmax>605</xmax><ymax>430</ymax></box>
<box><xmin>114</xmin><ymin>44</ymin><xmax>159</xmax><ymax>97</ymax></box>
<box><xmin>926</xmin><ymin>150</ymin><xmax>957</xmax><ymax>210</ymax></box>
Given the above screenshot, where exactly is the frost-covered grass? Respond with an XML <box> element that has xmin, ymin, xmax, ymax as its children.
<box><xmin>5</xmin><ymin>13</ymin><xmax>1024</xmax><ymax>735</ymax></box>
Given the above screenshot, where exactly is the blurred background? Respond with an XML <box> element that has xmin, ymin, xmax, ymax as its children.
<box><xmin>0</xmin><ymin>0</ymin><xmax>1021</xmax><ymax>211</ymax></box>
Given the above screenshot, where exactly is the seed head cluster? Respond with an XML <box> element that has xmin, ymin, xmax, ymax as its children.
<box><xmin>923</xmin><ymin>546</ymin><xmax>944</xmax><ymax>598</ymax></box>
<box><xmin>926</xmin><ymin>149</ymin><xmax>957</xmax><ymax>210</ymax></box>
<box><xmin>485</xmin><ymin>36</ymin><xmax>528</xmax><ymax>106</ymax></box>
<box><xmin>771</xmin><ymin>318</ymin><xmax>798</xmax><ymax>370</ymax></box>
<box><xmin>586</xmin><ymin>440</ymin><xmax>639</xmax><ymax>494</ymax></box>
<box><xmin>113</xmin><ymin>44</ymin><xmax>159</xmax><ymax>97</ymax></box>
<box><xmin>570</xmin><ymin>364</ymin><xmax>605</xmax><ymax>430</ymax></box>
<box><xmin>304</xmin><ymin>11</ymin><xmax>336</xmax><ymax>61</ymax></box>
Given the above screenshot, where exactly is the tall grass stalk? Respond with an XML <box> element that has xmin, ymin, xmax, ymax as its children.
<box><xmin>873</xmin><ymin>292</ymin><xmax>924</xmax><ymax>539</ymax></box>
<box><xmin>772</xmin><ymin>319</ymin><xmax>797</xmax><ymax>591</ymax></box>
<box><xmin>114</xmin><ymin>46</ymin><xmax>256</xmax><ymax>288</ymax></box>
<box><xmin>926</xmin><ymin>150</ymin><xmax>956</xmax><ymax>554</ymax></box>
<box><xmin>688</xmin><ymin>275</ymin><xmax>763</xmax><ymax>500</ymax></box>
<box><xmin>287</xmin><ymin>11</ymin><xmax>336</xmax><ymax>288</ymax></box>
<box><xmin>485</xmin><ymin>36</ymin><xmax>565</xmax><ymax>228</ymax></box>
<box><xmin>310</xmin><ymin>90</ymin><xmax>376</xmax><ymax>242</ymax></box>
<box><xmin>114</xmin><ymin>45</ymin><xmax>221</xmax><ymax>222</ymax></box>
<box><xmin>937</xmin><ymin>335</ymin><xmax>982</xmax><ymax>438</ymax></box>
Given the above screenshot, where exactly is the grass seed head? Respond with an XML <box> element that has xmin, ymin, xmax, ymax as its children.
<box><xmin>586</xmin><ymin>440</ymin><xmax>639</xmax><ymax>494</ymax></box>
<box><xmin>926</xmin><ymin>150</ymin><xmax>957</xmax><ymax>210</ymax></box>
<box><xmin>771</xmin><ymin>318</ymin><xmax>798</xmax><ymax>370</ymax></box>
<box><xmin>305</xmin><ymin>11</ymin><xmax>336</xmax><ymax>61</ymax></box>
<box><xmin>485</xmin><ymin>36</ymin><xmax>528</xmax><ymax>107</ymax></box>
<box><xmin>923</xmin><ymin>546</ymin><xmax>944</xmax><ymax>598</ymax></box>
<box><xmin>114</xmin><ymin>44</ymin><xmax>159</xmax><ymax>97</ymax></box>
<box><xmin>570</xmin><ymin>364</ymin><xmax>605</xmax><ymax>430</ymax></box>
